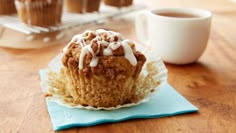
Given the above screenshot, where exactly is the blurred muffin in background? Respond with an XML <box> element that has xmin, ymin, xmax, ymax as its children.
<box><xmin>65</xmin><ymin>0</ymin><xmax>101</xmax><ymax>13</ymax></box>
<box><xmin>103</xmin><ymin>0</ymin><xmax>133</xmax><ymax>8</ymax></box>
<box><xmin>15</xmin><ymin>0</ymin><xmax>63</xmax><ymax>27</ymax></box>
<box><xmin>0</xmin><ymin>0</ymin><xmax>16</xmax><ymax>15</ymax></box>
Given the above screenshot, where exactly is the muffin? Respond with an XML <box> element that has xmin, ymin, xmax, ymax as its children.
<box><xmin>56</xmin><ymin>29</ymin><xmax>146</xmax><ymax>107</ymax></box>
<box><xmin>65</xmin><ymin>0</ymin><xmax>101</xmax><ymax>13</ymax></box>
<box><xmin>103</xmin><ymin>0</ymin><xmax>133</xmax><ymax>8</ymax></box>
<box><xmin>0</xmin><ymin>0</ymin><xmax>16</xmax><ymax>15</ymax></box>
<box><xmin>15</xmin><ymin>0</ymin><xmax>63</xmax><ymax>27</ymax></box>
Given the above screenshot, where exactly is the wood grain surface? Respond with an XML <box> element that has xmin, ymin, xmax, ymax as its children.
<box><xmin>1</xmin><ymin>0</ymin><xmax>236</xmax><ymax>132</ymax></box>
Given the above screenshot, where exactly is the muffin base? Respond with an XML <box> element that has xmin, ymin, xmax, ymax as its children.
<box><xmin>46</xmin><ymin>60</ymin><xmax>162</xmax><ymax>109</ymax></box>
<box><xmin>61</xmin><ymin>55</ymin><xmax>143</xmax><ymax>107</ymax></box>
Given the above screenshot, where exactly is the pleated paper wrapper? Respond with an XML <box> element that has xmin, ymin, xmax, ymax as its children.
<box><xmin>40</xmin><ymin>44</ymin><xmax>168</xmax><ymax>110</ymax></box>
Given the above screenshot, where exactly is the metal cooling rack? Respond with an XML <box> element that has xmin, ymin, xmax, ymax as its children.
<box><xmin>0</xmin><ymin>4</ymin><xmax>145</xmax><ymax>35</ymax></box>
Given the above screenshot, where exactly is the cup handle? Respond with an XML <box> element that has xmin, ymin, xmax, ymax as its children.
<box><xmin>135</xmin><ymin>11</ymin><xmax>149</xmax><ymax>44</ymax></box>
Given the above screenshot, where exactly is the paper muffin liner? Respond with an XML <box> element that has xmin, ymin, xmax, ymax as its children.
<box><xmin>65</xmin><ymin>0</ymin><xmax>101</xmax><ymax>13</ymax></box>
<box><xmin>40</xmin><ymin>44</ymin><xmax>168</xmax><ymax>110</ymax></box>
<box><xmin>15</xmin><ymin>0</ymin><xmax>63</xmax><ymax>27</ymax></box>
<box><xmin>0</xmin><ymin>0</ymin><xmax>16</xmax><ymax>15</ymax></box>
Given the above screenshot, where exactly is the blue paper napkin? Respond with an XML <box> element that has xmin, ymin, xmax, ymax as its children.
<box><xmin>40</xmin><ymin>70</ymin><xmax>198</xmax><ymax>131</ymax></box>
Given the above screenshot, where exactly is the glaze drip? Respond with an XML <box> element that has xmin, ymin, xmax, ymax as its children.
<box><xmin>63</xmin><ymin>29</ymin><xmax>138</xmax><ymax>69</ymax></box>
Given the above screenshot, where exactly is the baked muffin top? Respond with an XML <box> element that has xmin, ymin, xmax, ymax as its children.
<box><xmin>63</xmin><ymin>29</ymin><xmax>146</xmax><ymax>69</ymax></box>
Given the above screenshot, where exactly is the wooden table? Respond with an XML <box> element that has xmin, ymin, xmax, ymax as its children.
<box><xmin>1</xmin><ymin>0</ymin><xmax>236</xmax><ymax>132</ymax></box>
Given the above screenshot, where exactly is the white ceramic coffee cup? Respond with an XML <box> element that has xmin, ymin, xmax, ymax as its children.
<box><xmin>135</xmin><ymin>8</ymin><xmax>212</xmax><ymax>64</ymax></box>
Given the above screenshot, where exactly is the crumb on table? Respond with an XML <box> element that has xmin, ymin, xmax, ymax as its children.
<box><xmin>44</xmin><ymin>92</ymin><xmax>53</xmax><ymax>97</ymax></box>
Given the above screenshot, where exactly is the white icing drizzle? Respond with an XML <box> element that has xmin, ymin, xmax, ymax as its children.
<box><xmin>63</xmin><ymin>29</ymin><xmax>138</xmax><ymax>69</ymax></box>
<box><xmin>103</xmin><ymin>42</ymin><xmax>120</xmax><ymax>56</ymax></box>
<box><xmin>62</xmin><ymin>34</ymin><xmax>85</xmax><ymax>53</ymax></box>
<box><xmin>87</xmin><ymin>45</ymin><xmax>95</xmax><ymax>56</ymax></box>
<box><xmin>79</xmin><ymin>45</ymin><xmax>90</xmax><ymax>69</ymax></box>
<box><xmin>110</xmin><ymin>42</ymin><xmax>121</xmax><ymax>50</ymax></box>
<box><xmin>90</xmin><ymin>56</ymin><xmax>99</xmax><ymax>67</ymax></box>
<box><xmin>71</xmin><ymin>34</ymin><xmax>82</xmax><ymax>44</ymax></box>
<box><xmin>103</xmin><ymin>48</ymin><xmax>113</xmax><ymax>56</ymax></box>
<box><xmin>100</xmin><ymin>40</ymin><xmax>109</xmax><ymax>46</ymax></box>
<box><xmin>122</xmin><ymin>40</ymin><xmax>137</xmax><ymax>66</ymax></box>
<box><xmin>62</xmin><ymin>42</ymin><xmax>70</xmax><ymax>53</ymax></box>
